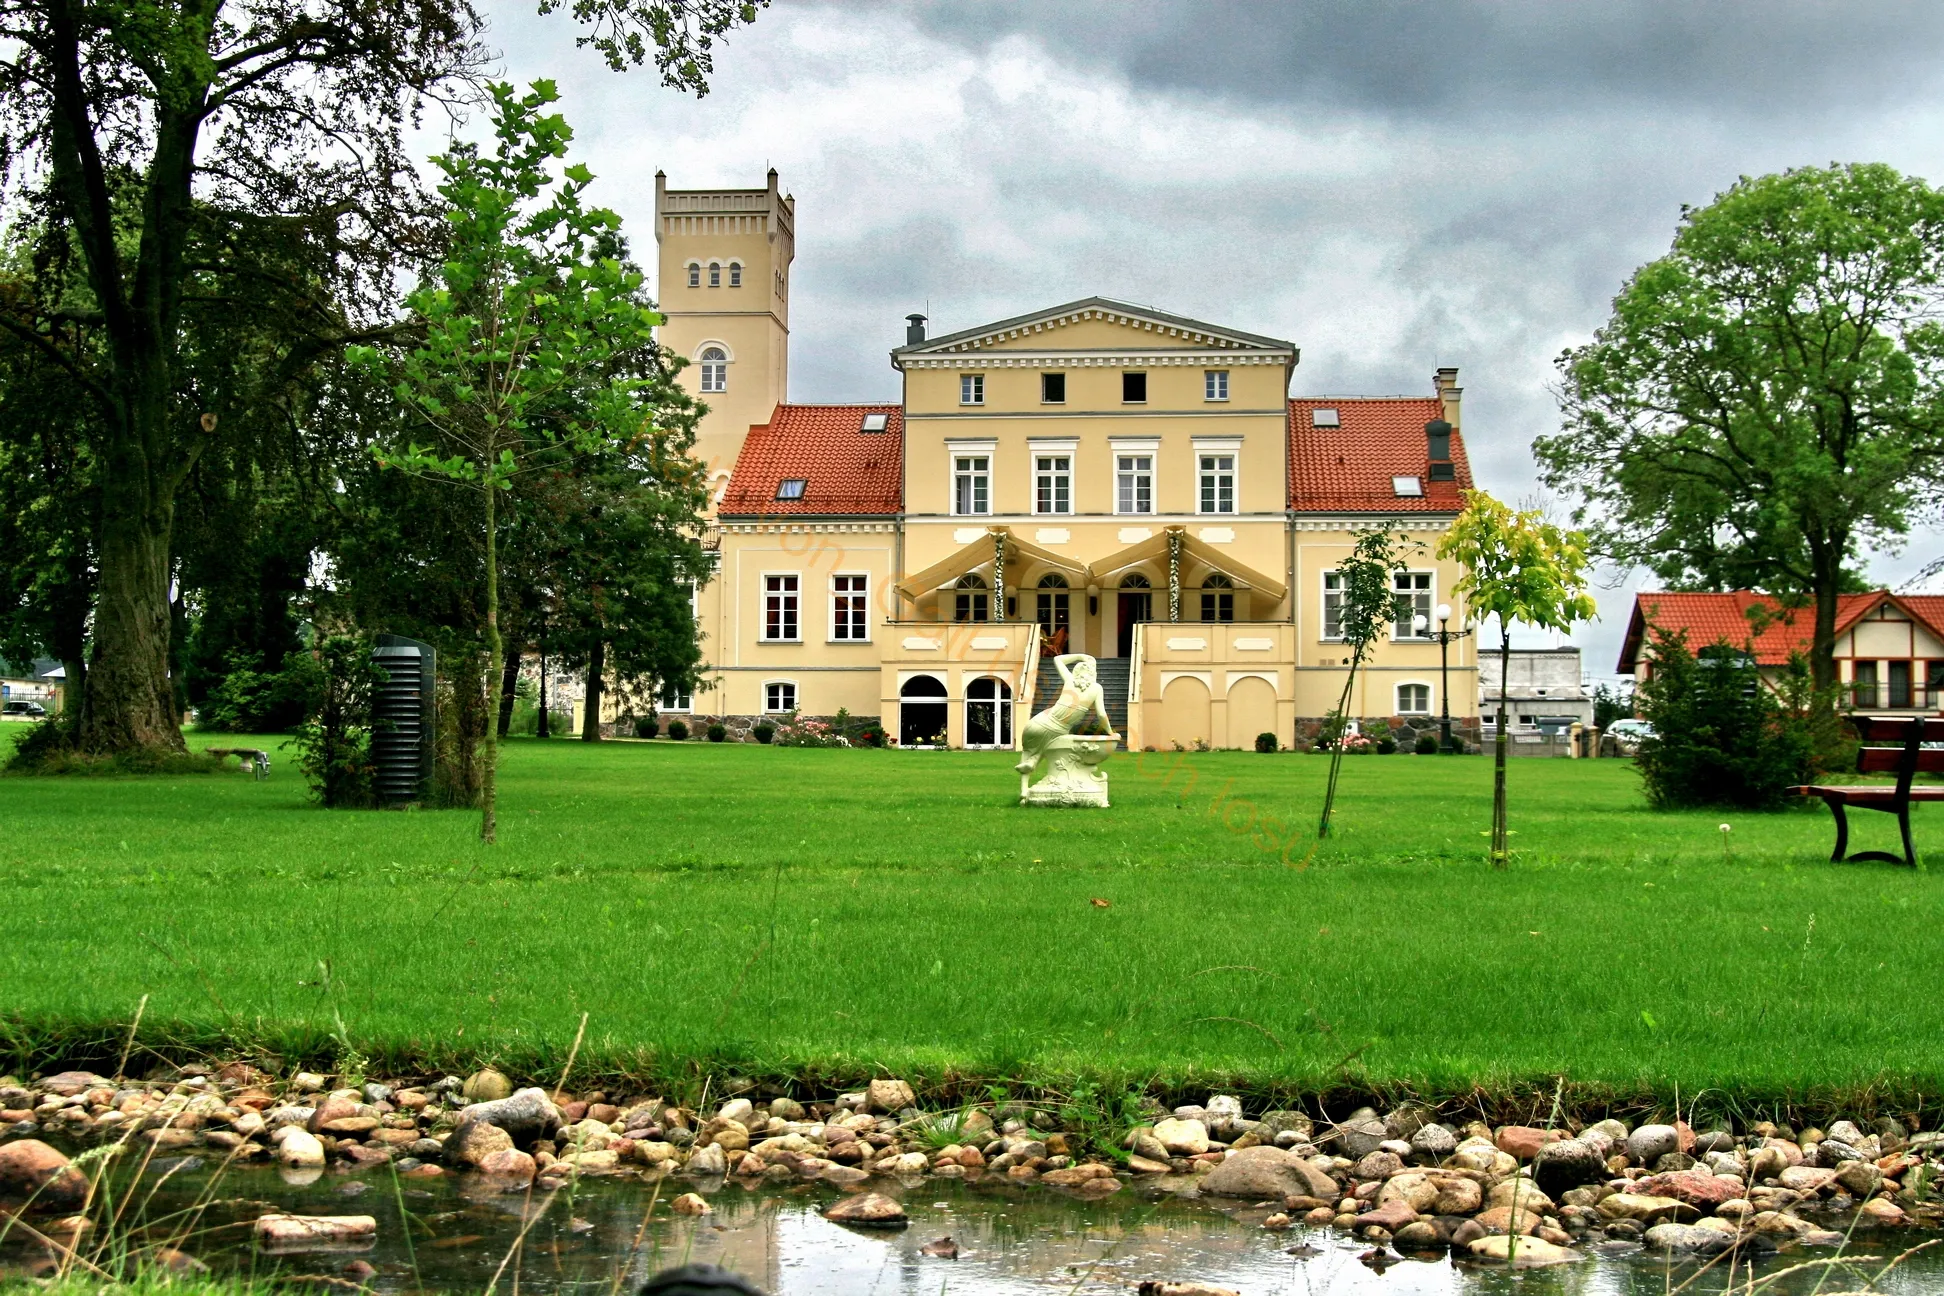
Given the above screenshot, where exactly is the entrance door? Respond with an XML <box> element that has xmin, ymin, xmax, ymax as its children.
<box><xmin>1890</xmin><ymin>660</ymin><xmax>1912</xmax><ymax>708</ymax></box>
<box><xmin>1117</xmin><ymin>591</ymin><xmax>1151</xmax><ymax>656</ymax></box>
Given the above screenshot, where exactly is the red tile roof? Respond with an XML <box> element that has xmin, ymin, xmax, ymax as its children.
<box><xmin>1617</xmin><ymin>590</ymin><xmax>1944</xmax><ymax>672</ymax></box>
<box><xmin>718</xmin><ymin>404</ymin><xmax>904</xmax><ymax>517</ymax></box>
<box><xmin>1286</xmin><ymin>397</ymin><xmax>1472</xmax><ymax>512</ymax></box>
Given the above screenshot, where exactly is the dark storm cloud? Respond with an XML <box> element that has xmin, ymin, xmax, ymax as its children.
<box><xmin>856</xmin><ymin>0</ymin><xmax>1944</xmax><ymax>122</ymax></box>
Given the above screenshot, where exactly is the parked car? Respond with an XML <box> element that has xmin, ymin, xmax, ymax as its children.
<box><xmin>2</xmin><ymin>699</ymin><xmax>48</xmax><ymax>720</ymax></box>
<box><xmin>1605</xmin><ymin>718</ymin><xmax>1654</xmax><ymax>747</ymax></box>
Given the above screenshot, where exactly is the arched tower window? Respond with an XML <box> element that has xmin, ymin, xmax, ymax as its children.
<box><xmin>729</xmin><ymin>261</ymin><xmax>742</xmax><ymax>287</ymax></box>
<box><xmin>686</xmin><ymin>262</ymin><xmax>700</xmax><ymax>288</ymax></box>
<box><xmin>708</xmin><ymin>261</ymin><xmax>722</xmax><ymax>287</ymax></box>
<box><xmin>700</xmin><ymin>347</ymin><xmax>728</xmax><ymax>393</ymax></box>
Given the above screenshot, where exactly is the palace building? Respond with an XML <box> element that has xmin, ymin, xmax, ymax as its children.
<box><xmin>653</xmin><ymin>171</ymin><xmax>1482</xmax><ymax>750</ymax></box>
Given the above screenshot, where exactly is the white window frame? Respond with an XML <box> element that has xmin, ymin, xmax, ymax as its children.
<box><xmin>697</xmin><ymin>343</ymin><xmax>730</xmax><ymax>394</ymax></box>
<box><xmin>728</xmin><ymin>261</ymin><xmax>742</xmax><ymax>287</ymax></box>
<box><xmin>685</xmin><ymin>262</ymin><xmax>700</xmax><ymax>288</ymax></box>
<box><xmin>830</xmin><ymin>573</ymin><xmax>871</xmax><ymax>643</ymax></box>
<box><xmin>960</xmin><ymin>373</ymin><xmax>985</xmax><ymax>406</ymax></box>
<box><xmin>708</xmin><ymin>261</ymin><xmax>722</xmax><ymax>287</ymax></box>
<box><xmin>658</xmin><ymin>680</ymin><xmax>693</xmax><ymax>713</ymax></box>
<box><xmin>952</xmin><ymin>452</ymin><xmax>992</xmax><ymax>516</ymax></box>
<box><xmin>1395</xmin><ymin>681</ymin><xmax>1433</xmax><ymax>716</ymax></box>
<box><xmin>1390</xmin><ymin>570</ymin><xmax>1435</xmax><ymax>641</ymax></box>
<box><xmin>1204</xmin><ymin>369</ymin><xmax>1229</xmax><ymax>401</ymax></box>
<box><xmin>762</xmin><ymin>573</ymin><xmax>800</xmax><ymax>643</ymax></box>
<box><xmin>1322</xmin><ymin>571</ymin><xmax>1345</xmax><ymax>641</ymax></box>
<box><xmin>1034</xmin><ymin>454</ymin><xmax>1072</xmax><ymax>515</ymax></box>
<box><xmin>763</xmin><ymin>680</ymin><xmax>798</xmax><ymax>714</ymax></box>
<box><xmin>1115</xmin><ymin>454</ymin><xmax>1154</xmax><ymax>515</ymax></box>
<box><xmin>1198</xmin><ymin>452</ymin><xmax>1236</xmax><ymax>515</ymax></box>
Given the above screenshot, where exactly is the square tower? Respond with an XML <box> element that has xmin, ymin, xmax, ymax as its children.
<box><xmin>655</xmin><ymin>169</ymin><xmax>794</xmax><ymax>499</ymax></box>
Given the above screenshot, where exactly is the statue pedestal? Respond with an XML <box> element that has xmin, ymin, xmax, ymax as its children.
<box><xmin>1021</xmin><ymin>735</ymin><xmax>1118</xmax><ymax>807</ymax></box>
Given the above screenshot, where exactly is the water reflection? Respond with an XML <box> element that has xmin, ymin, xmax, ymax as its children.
<box><xmin>0</xmin><ymin>1161</ymin><xmax>1934</xmax><ymax>1296</ymax></box>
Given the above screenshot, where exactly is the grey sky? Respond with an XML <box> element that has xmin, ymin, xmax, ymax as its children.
<box><xmin>487</xmin><ymin>0</ymin><xmax>1944</xmax><ymax>674</ymax></box>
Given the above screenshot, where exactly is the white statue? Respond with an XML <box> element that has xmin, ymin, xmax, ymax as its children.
<box><xmin>1017</xmin><ymin>653</ymin><xmax>1118</xmax><ymax>807</ymax></box>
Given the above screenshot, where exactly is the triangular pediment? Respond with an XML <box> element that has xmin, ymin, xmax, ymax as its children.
<box><xmin>893</xmin><ymin>297</ymin><xmax>1295</xmax><ymax>367</ymax></box>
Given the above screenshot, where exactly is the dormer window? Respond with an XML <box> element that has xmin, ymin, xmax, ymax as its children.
<box><xmin>708</xmin><ymin>261</ymin><xmax>722</xmax><ymax>287</ymax></box>
<box><xmin>776</xmin><ymin>479</ymin><xmax>807</xmax><ymax>501</ymax></box>
<box><xmin>1312</xmin><ymin>407</ymin><xmax>1340</xmax><ymax>427</ymax></box>
<box><xmin>686</xmin><ymin>262</ymin><xmax>700</xmax><ymax>288</ymax></box>
<box><xmin>1393</xmin><ymin>475</ymin><xmax>1423</xmax><ymax>497</ymax></box>
<box><xmin>860</xmin><ymin>412</ymin><xmax>889</xmax><ymax>432</ymax></box>
<box><xmin>729</xmin><ymin>262</ymin><xmax>742</xmax><ymax>287</ymax></box>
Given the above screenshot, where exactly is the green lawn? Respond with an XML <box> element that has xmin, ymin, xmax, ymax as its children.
<box><xmin>0</xmin><ymin>731</ymin><xmax>1937</xmax><ymax>1104</ymax></box>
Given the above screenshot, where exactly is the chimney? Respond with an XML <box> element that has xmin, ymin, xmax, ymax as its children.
<box><xmin>905</xmin><ymin>313</ymin><xmax>928</xmax><ymax>346</ymax></box>
<box><xmin>1433</xmin><ymin>366</ymin><xmax>1462</xmax><ymax>431</ymax></box>
<box><xmin>1426</xmin><ymin>418</ymin><xmax>1454</xmax><ymax>481</ymax></box>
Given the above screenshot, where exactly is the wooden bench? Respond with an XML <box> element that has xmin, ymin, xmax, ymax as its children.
<box><xmin>206</xmin><ymin>746</ymin><xmax>271</xmax><ymax>780</ymax></box>
<box><xmin>1790</xmin><ymin>716</ymin><xmax>1944</xmax><ymax>868</ymax></box>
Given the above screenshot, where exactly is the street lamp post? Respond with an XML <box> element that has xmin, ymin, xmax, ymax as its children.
<box><xmin>1429</xmin><ymin>602</ymin><xmax>1473</xmax><ymax>753</ymax></box>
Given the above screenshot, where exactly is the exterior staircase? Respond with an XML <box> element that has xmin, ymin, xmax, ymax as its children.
<box><xmin>1032</xmin><ymin>655</ymin><xmax>1130</xmax><ymax>745</ymax></box>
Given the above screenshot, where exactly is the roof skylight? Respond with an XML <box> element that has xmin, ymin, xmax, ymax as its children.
<box><xmin>776</xmin><ymin>479</ymin><xmax>807</xmax><ymax>500</ymax></box>
<box><xmin>860</xmin><ymin>412</ymin><xmax>888</xmax><ymax>432</ymax></box>
<box><xmin>1312</xmin><ymin>408</ymin><xmax>1340</xmax><ymax>427</ymax></box>
<box><xmin>1392</xmin><ymin>475</ymin><xmax>1423</xmax><ymax>497</ymax></box>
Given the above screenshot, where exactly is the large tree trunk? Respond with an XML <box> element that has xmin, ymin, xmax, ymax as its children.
<box><xmin>480</xmin><ymin>483</ymin><xmax>499</xmax><ymax>844</ymax></box>
<box><xmin>79</xmin><ymin>473</ymin><xmax>182</xmax><ymax>753</ymax></box>
<box><xmin>581</xmin><ymin>640</ymin><xmax>604</xmax><ymax>742</ymax></box>
<box><xmin>1809</xmin><ymin>539</ymin><xmax>1844</xmax><ymax>700</ymax></box>
<box><xmin>496</xmin><ymin>643</ymin><xmax>520</xmax><ymax>738</ymax></box>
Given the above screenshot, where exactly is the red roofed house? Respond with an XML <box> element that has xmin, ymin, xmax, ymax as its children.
<box><xmin>1619</xmin><ymin>591</ymin><xmax>1944</xmax><ymax>713</ymax></box>
<box><xmin>651</xmin><ymin>173</ymin><xmax>1483</xmax><ymax>749</ymax></box>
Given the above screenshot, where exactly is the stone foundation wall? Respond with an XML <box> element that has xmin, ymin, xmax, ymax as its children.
<box><xmin>619</xmin><ymin>713</ymin><xmax>884</xmax><ymax>743</ymax></box>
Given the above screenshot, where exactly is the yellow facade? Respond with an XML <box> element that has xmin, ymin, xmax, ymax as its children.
<box><xmin>650</xmin><ymin>173</ymin><xmax>1480</xmax><ymax>749</ymax></box>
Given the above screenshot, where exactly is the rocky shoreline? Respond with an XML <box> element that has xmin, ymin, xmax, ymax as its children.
<box><xmin>2</xmin><ymin>1065</ymin><xmax>1938</xmax><ymax>1270</ymax></box>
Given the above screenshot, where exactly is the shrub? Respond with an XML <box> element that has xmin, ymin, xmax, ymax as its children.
<box><xmin>634</xmin><ymin>716</ymin><xmax>659</xmax><ymax>739</ymax></box>
<box><xmin>707</xmin><ymin>721</ymin><xmax>727</xmax><ymax>742</ymax></box>
<box><xmin>198</xmin><ymin>649</ymin><xmax>324</xmax><ymax>733</ymax></box>
<box><xmin>775</xmin><ymin>712</ymin><xmax>845</xmax><ymax>748</ymax></box>
<box><xmin>667</xmin><ymin>719</ymin><xmax>689</xmax><ymax>742</ymax></box>
<box><xmin>1254</xmin><ymin>731</ymin><xmax>1278</xmax><ymax>753</ymax></box>
<box><xmin>1634</xmin><ymin>630</ymin><xmax>1815</xmax><ymax>809</ymax></box>
<box><xmin>1415</xmin><ymin>733</ymin><xmax>1440</xmax><ymax>755</ymax></box>
<box><xmin>752</xmin><ymin>721</ymin><xmax>776</xmax><ymax>744</ymax></box>
<box><xmin>1376</xmin><ymin>736</ymin><xmax>1398</xmax><ymax>755</ymax></box>
<box><xmin>856</xmin><ymin>726</ymin><xmax>885</xmax><ymax>747</ymax></box>
<box><xmin>287</xmin><ymin>635</ymin><xmax>384</xmax><ymax>808</ymax></box>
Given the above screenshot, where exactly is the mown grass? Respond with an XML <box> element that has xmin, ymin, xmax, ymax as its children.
<box><xmin>0</xmin><ymin>729</ymin><xmax>1938</xmax><ymax>1105</ymax></box>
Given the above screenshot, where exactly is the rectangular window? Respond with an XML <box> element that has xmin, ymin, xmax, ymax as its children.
<box><xmin>1035</xmin><ymin>455</ymin><xmax>1071</xmax><ymax>515</ymax></box>
<box><xmin>1323</xmin><ymin>572</ymin><xmax>1343</xmax><ymax>640</ymax></box>
<box><xmin>1852</xmin><ymin>660</ymin><xmax>1878</xmax><ymax>708</ymax></box>
<box><xmin>1397</xmin><ymin>683</ymin><xmax>1431</xmax><ymax>715</ymax></box>
<box><xmin>953</xmin><ymin>454</ymin><xmax>990</xmax><ymax>515</ymax></box>
<box><xmin>764</xmin><ymin>681</ymin><xmax>797</xmax><ymax>714</ymax></box>
<box><xmin>1122</xmin><ymin>371</ymin><xmax>1147</xmax><ymax>403</ymax></box>
<box><xmin>763</xmin><ymin>574</ymin><xmax>799</xmax><ymax>642</ymax></box>
<box><xmin>1890</xmin><ymin>659</ymin><xmax>1912</xmax><ymax>708</ymax></box>
<box><xmin>1198</xmin><ymin>453</ymin><xmax>1235</xmax><ymax>514</ymax></box>
<box><xmin>658</xmin><ymin>680</ymin><xmax>692</xmax><ymax>713</ymax></box>
<box><xmin>960</xmin><ymin>373</ymin><xmax>985</xmax><ymax>405</ymax></box>
<box><xmin>1392</xmin><ymin>571</ymin><xmax>1433</xmax><ymax>639</ymax></box>
<box><xmin>1116</xmin><ymin>454</ymin><xmax>1153</xmax><ymax>514</ymax></box>
<box><xmin>1041</xmin><ymin>372</ymin><xmax>1065</xmax><ymax>403</ymax></box>
<box><xmin>831</xmin><ymin>575</ymin><xmax>869</xmax><ymax>642</ymax></box>
<box><xmin>1204</xmin><ymin>369</ymin><xmax>1229</xmax><ymax>401</ymax></box>
<box><xmin>1200</xmin><ymin>590</ymin><xmax>1234</xmax><ymax>622</ymax></box>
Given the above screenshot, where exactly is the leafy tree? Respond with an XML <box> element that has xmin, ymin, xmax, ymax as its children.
<box><xmin>354</xmin><ymin>80</ymin><xmax>687</xmax><ymax>842</ymax></box>
<box><xmin>1542</xmin><ymin>163</ymin><xmax>1944</xmax><ymax>699</ymax></box>
<box><xmin>0</xmin><ymin>0</ymin><xmax>763</xmax><ymax>758</ymax></box>
<box><xmin>1592</xmin><ymin>681</ymin><xmax>1633</xmax><ymax>730</ymax></box>
<box><xmin>1633</xmin><ymin>631</ymin><xmax>1815</xmax><ymax>809</ymax></box>
<box><xmin>1437</xmin><ymin>490</ymin><xmax>1597</xmax><ymax>868</ymax></box>
<box><xmin>1316</xmin><ymin>524</ymin><xmax>1415</xmax><ymax>839</ymax></box>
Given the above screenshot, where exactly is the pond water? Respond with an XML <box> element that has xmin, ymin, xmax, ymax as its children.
<box><xmin>3</xmin><ymin>1159</ymin><xmax>1937</xmax><ymax>1296</ymax></box>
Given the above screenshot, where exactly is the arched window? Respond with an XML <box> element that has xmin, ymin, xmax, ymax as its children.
<box><xmin>954</xmin><ymin>573</ymin><xmax>989</xmax><ymax>624</ymax></box>
<box><xmin>899</xmin><ymin>675</ymin><xmax>948</xmax><ymax>747</ymax></box>
<box><xmin>965</xmin><ymin>676</ymin><xmax>1013</xmax><ymax>748</ymax></box>
<box><xmin>708</xmin><ymin>261</ymin><xmax>722</xmax><ymax>287</ymax></box>
<box><xmin>1119</xmin><ymin>573</ymin><xmax>1150</xmax><ymax>589</ymax></box>
<box><xmin>729</xmin><ymin>262</ymin><xmax>742</xmax><ymax>287</ymax></box>
<box><xmin>1201</xmin><ymin>572</ymin><xmax>1235</xmax><ymax>623</ymax></box>
<box><xmin>686</xmin><ymin>262</ymin><xmax>700</xmax><ymax>288</ymax></box>
<box><xmin>699</xmin><ymin>347</ymin><xmax>727</xmax><ymax>394</ymax></box>
<box><xmin>1035</xmin><ymin>573</ymin><xmax>1069</xmax><ymax>634</ymax></box>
